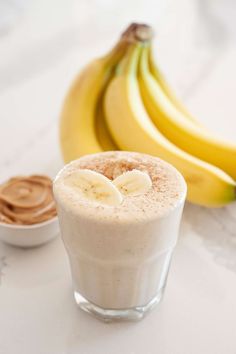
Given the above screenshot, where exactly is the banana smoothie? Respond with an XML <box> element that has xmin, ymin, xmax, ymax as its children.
<box><xmin>53</xmin><ymin>151</ymin><xmax>186</xmax><ymax>320</ymax></box>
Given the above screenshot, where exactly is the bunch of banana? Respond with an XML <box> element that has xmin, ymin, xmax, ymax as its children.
<box><xmin>60</xmin><ymin>23</ymin><xmax>236</xmax><ymax>207</ymax></box>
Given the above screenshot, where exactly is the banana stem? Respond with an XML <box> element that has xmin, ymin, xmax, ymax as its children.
<box><xmin>121</xmin><ymin>23</ymin><xmax>153</xmax><ymax>43</ymax></box>
<box><xmin>101</xmin><ymin>23</ymin><xmax>153</xmax><ymax>71</ymax></box>
<box><xmin>116</xmin><ymin>43</ymin><xmax>144</xmax><ymax>76</ymax></box>
<box><xmin>102</xmin><ymin>39</ymin><xmax>130</xmax><ymax>67</ymax></box>
<box><xmin>139</xmin><ymin>43</ymin><xmax>150</xmax><ymax>74</ymax></box>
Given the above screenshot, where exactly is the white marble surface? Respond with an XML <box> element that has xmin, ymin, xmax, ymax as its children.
<box><xmin>1</xmin><ymin>0</ymin><xmax>236</xmax><ymax>353</ymax></box>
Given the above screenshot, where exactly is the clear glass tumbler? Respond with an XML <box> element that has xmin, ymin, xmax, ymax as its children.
<box><xmin>54</xmin><ymin>153</ymin><xmax>187</xmax><ymax>321</ymax></box>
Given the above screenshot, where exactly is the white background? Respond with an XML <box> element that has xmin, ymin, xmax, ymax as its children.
<box><xmin>0</xmin><ymin>0</ymin><xmax>236</xmax><ymax>353</ymax></box>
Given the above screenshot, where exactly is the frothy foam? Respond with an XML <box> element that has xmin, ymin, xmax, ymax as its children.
<box><xmin>54</xmin><ymin>151</ymin><xmax>186</xmax><ymax>222</ymax></box>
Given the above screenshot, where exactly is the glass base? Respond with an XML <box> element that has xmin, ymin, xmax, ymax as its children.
<box><xmin>74</xmin><ymin>287</ymin><xmax>164</xmax><ymax>322</ymax></box>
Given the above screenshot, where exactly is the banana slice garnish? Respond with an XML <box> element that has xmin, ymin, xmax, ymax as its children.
<box><xmin>113</xmin><ymin>169</ymin><xmax>152</xmax><ymax>196</ymax></box>
<box><xmin>64</xmin><ymin>169</ymin><xmax>123</xmax><ymax>206</ymax></box>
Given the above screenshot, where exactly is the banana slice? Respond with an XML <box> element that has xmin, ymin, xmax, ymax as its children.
<box><xmin>64</xmin><ymin>169</ymin><xmax>123</xmax><ymax>206</ymax></box>
<box><xmin>113</xmin><ymin>169</ymin><xmax>152</xmax><ymax>196</ymax></box>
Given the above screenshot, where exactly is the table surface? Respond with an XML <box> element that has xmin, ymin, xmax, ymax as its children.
<box><xmin>1</xmin><ymin>1</ymin><xmax>236</xmax><ymax>353</ymax></box>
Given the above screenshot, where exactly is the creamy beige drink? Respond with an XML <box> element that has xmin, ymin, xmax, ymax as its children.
<box><xmin>53</xmin><ymin>151</ymin><xmax>186</xmax><ymax>320</ymax></box>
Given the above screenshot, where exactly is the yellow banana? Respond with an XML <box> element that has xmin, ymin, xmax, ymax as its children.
<box><xmin>95</xmin><ymin>99</ymin><xmax>117</xmax><ymax>151</ymax></box>
<box><xmin>60</xmin><ymin>38</ymin><xmax>128</xmax><ymax>163</ymax></box>
<box><xmin>104</xmin><ymin>43</ymin><xmax>236</xmax><ymax>207</ymax></box>
<box><xmin>148</xmin><ymin>45</ymin><xmax>200</xmax><ymax>125</ymax></box>
<box><xmin>140</xmin><ymin>44</ymin><xmax>236</xmax><ymax>179</ymax></box>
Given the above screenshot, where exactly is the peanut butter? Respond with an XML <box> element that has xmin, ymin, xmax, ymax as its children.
<box><xmin>0</xmin><ymin>175</ymin><xmax>57</xmax><ymax>225</ymax></box>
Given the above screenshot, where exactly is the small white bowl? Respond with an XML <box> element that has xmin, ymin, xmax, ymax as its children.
<box><xmin>0</xmin><ymin>216</ymin><xmax>60</xmax><ymax>248</ymax></box>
